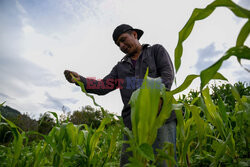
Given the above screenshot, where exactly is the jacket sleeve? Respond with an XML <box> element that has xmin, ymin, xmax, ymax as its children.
<box><xmin>154</xmin><ymin>44</ymin><xmax>175</xmax><ymax>91</ymax></box>
<box><xmin>77</xmin><ymin>64</ymin><xmax>119</xmax><ymax>95</ymax></box>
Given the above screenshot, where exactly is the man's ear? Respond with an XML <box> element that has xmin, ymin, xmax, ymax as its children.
<box><xmin>132</xmin><ymin>30</ymin><xmax>138</xmax><ymax>39</ymax></box>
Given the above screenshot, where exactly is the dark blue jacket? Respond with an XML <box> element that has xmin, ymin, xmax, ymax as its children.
<box><xmin>79</xmin><ymin>44</ymin><xmax>175</xmax><ymax>129</ymax></box>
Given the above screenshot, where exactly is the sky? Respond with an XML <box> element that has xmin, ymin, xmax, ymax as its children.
<box><xmin>0</xmin><ymin>0</ymin><xmax>249</xmax><ymax>119</ymax></box>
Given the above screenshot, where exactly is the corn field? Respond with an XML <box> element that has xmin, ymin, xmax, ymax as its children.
<box><xmin>0</xmin><ymin>0</ymin><xmax>249</xmax><ymax>166</ymax></box>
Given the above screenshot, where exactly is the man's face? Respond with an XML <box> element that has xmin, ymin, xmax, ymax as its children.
<box><xmin>116</xmin><ymin>31</ymin><xmax>139</xmax><ymax>55</ymax></box>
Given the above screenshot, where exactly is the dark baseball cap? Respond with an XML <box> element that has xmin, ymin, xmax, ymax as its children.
<box><xmin>112</xmin><ymin>24</ymin><xmax>144</xmax><ymax>45</ymax></box>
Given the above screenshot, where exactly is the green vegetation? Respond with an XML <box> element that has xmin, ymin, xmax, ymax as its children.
<box><xmin>0</xmin><ymin>105</ymin><xmax>21</xmax><ymax>120</ymax></box>
<box><xmin>0</xmin><ymin>0</ymin><xmax>249</xmax><ymax>166</ymax></box>
<box><xmin>0</xmin><ymin>81</ymin><xmax>249</xmax><ymax>166</ymax></box>
<box><xmin>0</xmin><ymin>104</ymin><xmax>123</xmax><ymax>167</ymax></box>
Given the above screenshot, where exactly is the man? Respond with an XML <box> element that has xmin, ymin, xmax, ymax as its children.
<box><xmin>64</xmin><ymin>24</ymin><xmax>176</xmax><ymax>166</ymax></box>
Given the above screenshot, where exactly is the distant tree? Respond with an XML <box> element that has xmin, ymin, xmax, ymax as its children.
<box><xmin>0</xmin><ymin>105</ymin><xmax>21</xmax><ymax>143</ymax></box>
<box><xmin>211</xmin><ymin>81</ymin><xmax>250</xmax><ymax>111</ymax></box>
<box><xmin>70</xmin><ymin>105</ymin><xmax>104</xmax><ymax>128</ymax></box>
<box><xmin>0</xmin><ymin>107</ymin><xmax>38</xmax><ymax>143</ymax></box>
<box><xmin>38</xmin><ymin>113</ymin><xmax>55</xmax><ymax>135</ymax></box>
<box><xmin>0</xmin><ymin>105</ymin><xmax>21</xmax><ymax>121</ymax></box>
<box><xmin>16</xmin><ymin>113</ymin><xmax>39</xmax><ymax>142</ymax></box>
<box><xmin>179</xmin><ymin>81</ymin><xmax>249</xmax><ymax>104</ymax></box>
<box><xmin>15</xmin><ymin>113</ymin><xmax>38</xmax><ymax>132</ymax></box>
<box><xmin>178</xmin><ymin>81</ymin><xmax>250</xmax><ymax>120</ymax></box>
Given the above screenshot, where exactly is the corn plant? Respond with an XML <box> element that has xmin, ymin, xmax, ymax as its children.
<box><xmin>0</xmin><ymin>110</ymin><xmax>122</xmax><ymax>167</ymax></box>
<box><xmin>123</xmin><ymin>69</ymin><xmax>172</xmax><ymax>166</ymax></box>
<box><xmin>123</xmin><ymin>0</ymin><xmax>249</xmax><ymax>166</ymax></box>
<box><xmin>173</xmin><ymin>0</ymin><xmax>249</xmax><ymax>165</ymax></box>
<box><xmin>0</xmin><ymin>115</ymin><xmax>25</xmax><ymax>167</ymax></box>
<box><xmin>124</xmin><ymin>70</ymin><xmax>226</xmax><ymax>167</ymax></box>
<box><xmin>175</xmin><ymin>0</ymin><xmax>250</xmax><ymax>85</ymax></box>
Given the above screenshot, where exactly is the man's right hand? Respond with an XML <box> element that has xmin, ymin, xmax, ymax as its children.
<box><xmin>64</xmin><ymin>70</ymin><xmax>81</xmax><ymax>83</ymax></box>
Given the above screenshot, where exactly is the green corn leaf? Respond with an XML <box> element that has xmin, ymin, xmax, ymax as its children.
<box><xmin>25</xmin><ymin>130</ymin><xmax>47</xmax><ymax>139</ymax></box>
<box><xmin>48</xmin><ymin>111</ymin><xmax>60</xmax><ymax>126</ymax></box>
<box><xmin>34</xmin><ymin>142</ymin><xmax>41</xmax><ymax>167</ymax></box>
<box><xmin>59</xmin><ymin>123</ymin><xmax>67</xmax><ymax>142</ymax></box>
<box><xmin>191</xmin><ymin>96</ymin><xmax>200</xmax><ymax>105</ymax></box>
<box><xmin>0</xmin><ymin>114</ymin><xmax>19</xmax><ymax>129</ymax></box>
<box><xmin>175</xmin><ymin>108</ymin><xmax>185</xmax><ymax>139</ymax></box>
<box><xmin>107</xmin><ymin>127</ymin><xmax>120</xmax><ymax>159</ymax></box>
<box><xmin>46</xmin><ymin>126</ymin><xmax>59</xmax><ymax>148</ymax></box>
<box><xmin>174</xmin><ymin>0</ymin><xmax>250</xmax><ymax>73</ymax></box>
<box><xmin>129</xmin><ymin>88</ymin><xmax>140</xmax><ymax>143</ymax></box>
<box><xmin>138</xmin><ymin>143</ymin><xmax>155</xmax><ymax>161</ymax></box>
<box><xmin>138</xmin><ymin>79</ymin><xmax>152</xmax><ymax>145</ymax></box>
<box><xmin>187</xmin><ymin>104</ymin><xmax>206</xmax><ymax>142</ymax></box>
<box><xmin>89</xmin><ymin>117</ymin><xmax>111</xmax><ymax>162</ymax></box>
<box><xmin>171</xmin><ymin>74</ymin><xmax>199</xmax><ymax>95</ymax></box>
<box><xmin>155</xmin><ymin>142</ymin><xmax>176</xmax><ymax>166</ymax></box>
<box><xmin>208</xmin><ymin>0</ymin><xmax>250</xmax><ymax>18</ymax></box>
<box><xmin>236</xmin><ymin>20</ymin><xmax>250</xmax><ymax>46</ymax></box>
<box><xmin>66</xmin><ymin>123</ymin><xmax>77</xmax><ymax>147</ymax></box>
<box><xmin>202</xmin><ymin>87</ymin><xmax>226</xmax><ymax>139</ymax></box>
<box><xmin>214</xmin><ymin>133</ymin><xmax>232</xmax><ymax>165</ymax></box>
<box><xmin>0</xmin><ymin>114</ymin><xmax>23</xmax><ymax>167</ymax></box>
<box><xmin>200</xmin><ymin>72</ymin><xmax>228</xmax><ymax>92</ymax></box>
<box><xmin>128</xmin><ymin>68</ymin><xmax>178</xmax><ymax>164</ymax></box>
<box><xmin>230</xmin><ymin>84</ymin><xmax>243</xmax><ymax>106</ymax></box>
<box><xmin>184</xmin><ymin>117</ymin><xmax>194</xmax><ymax>134</ymax></box>
<box><xmin>77</xmin><ymin>128</ymin><xmax>85</xmax><ymax>146</ymax></box>
<box><xmin>71</xmin><ymin>74</ymin><xmax>106</xmax><ymax>115</ymax></box>
<box><xmin>129</xmin><ymin>68</ymin><xmax>165</xmax><ymax>145</ymax></box>
<box><xmin>13</xmin><ymin>131</ymin><xmax>23</xmax><ymax>167</ymax></box>
<box><xmin>217</xmin><ymin>96</ymin><xmax>228</xmax><ymax>125</ymax></box>
<box><xmin>34</xmin><ymin>142</ymin><xmax>47</xmax><ymax>167</ymax></box>
<box><xmin>200</xmin><ymin>71</ymin><xmax>228</xmax><ymax>91</ymax></box>
<box><xmin>200</xmin><ymin>46</ymin><xmax>250</xmax><ymax>90</ymax></box>
<box><xmin>140</xmin><ymin>77</ymin><xmax>162</xmax><ymax>144</ymax></box>
<box><xmin>126</xmin><ymin>157</ymin><xmax>144</xmax><ymax>167</ymax></box>
<box><xmin>54</xmin><ymin>123</ymin><xmax>67</xmax><ymax>160</ymax></box>
<box><xmin>154</xmin><ymin>91</ymin><xmax>173</xmax><ymax>133</ymax></box>
<box><xmin>182</xmin><ymin>133</ymin><xmax>197</xmax><ymax>166</ymax></box>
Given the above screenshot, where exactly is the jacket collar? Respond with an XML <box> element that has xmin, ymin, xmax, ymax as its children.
<box><xmin>120</xmin><ymin>44</ymin><xmax>150</xmax><ymax>63</ymax></box>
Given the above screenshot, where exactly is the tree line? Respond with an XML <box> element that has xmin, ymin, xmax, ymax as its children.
<box><xmin>0</xmin><ymin>105</ymin><xmax>114</xmax><ymax>144</ymax></box>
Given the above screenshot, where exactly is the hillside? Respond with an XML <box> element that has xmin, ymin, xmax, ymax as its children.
<box><xmin>0</xmin><ymin>105</ymin><xmax>21</xmax><ymax>119</ymax></box>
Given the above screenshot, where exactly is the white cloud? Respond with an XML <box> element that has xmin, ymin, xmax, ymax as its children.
<box><xmin>16</xmin><ymin>0</ymin><xmax>27</xmax><ymax>14</ymax></box>
<box><xmin>22</xmin><ymin>25</ymin><xmax>35</xmax><ymax>34</ymax></box>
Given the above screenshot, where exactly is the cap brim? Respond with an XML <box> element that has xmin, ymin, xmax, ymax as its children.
<box><xmin>134</xmin><ymin>29</ymin><xmax>144</xmax><ymax>40</ymax></box>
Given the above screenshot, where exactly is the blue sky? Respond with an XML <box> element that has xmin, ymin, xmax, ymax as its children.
<box><xmin>0</xmin><ymin>0</ymin><xmax>249</xmax><ymax>118</ymax></box>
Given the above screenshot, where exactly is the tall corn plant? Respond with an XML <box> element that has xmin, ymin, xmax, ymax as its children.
<box><xmin>174</xmin><ymin>0</ymin><xmax>250</xmax><ymax>87</ymax></box>
<box><xmin>0</xmin><ymin>82</ymin><xmax>121</xmax><ymax>167</ymax></box>
<box><xmin>70</xmin><ymin>75</ymin><xmax>123</xmax><ymax>166</ymax></box>
<box><xmin>39</xmin><ymin>112</ymin><xmax>118</xmax><ymax>167</ymax></box>
<box><xmin>0</xmin><ymin>75</ymin><xmax>121</xmax><ymax>167</ymax></box>
<box><xmin>125</xmin><ymin>70</ymin><xmax>223</xmax><ymax>166</ymax></box>
<box><xmin>125</xmin><ymin>69</ymin><xmax>172</xmax><ymax>166</ymax></box>
<box><xmin>174</xmin><ymin>0</ymin><xmax>250</xmax><ymax>91</ymax></box>
<box><xmin>125</xmin><ymin>0</ymin><xmax>249</xmax><ymax>166</ymax></box>
<box><xmin>173</xmin><ymin>0</ymin><xmax>249</xmax><ymax>166</ymax></box>
<box><xmin>0</xmin><ymin>109</ymin><xmax>119</xmax><ymax>167</ymax></box>
<box><xmin>0</xmin><ymin>113</ymin><xmax>24</xmax><ymax>167</ymax></box>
